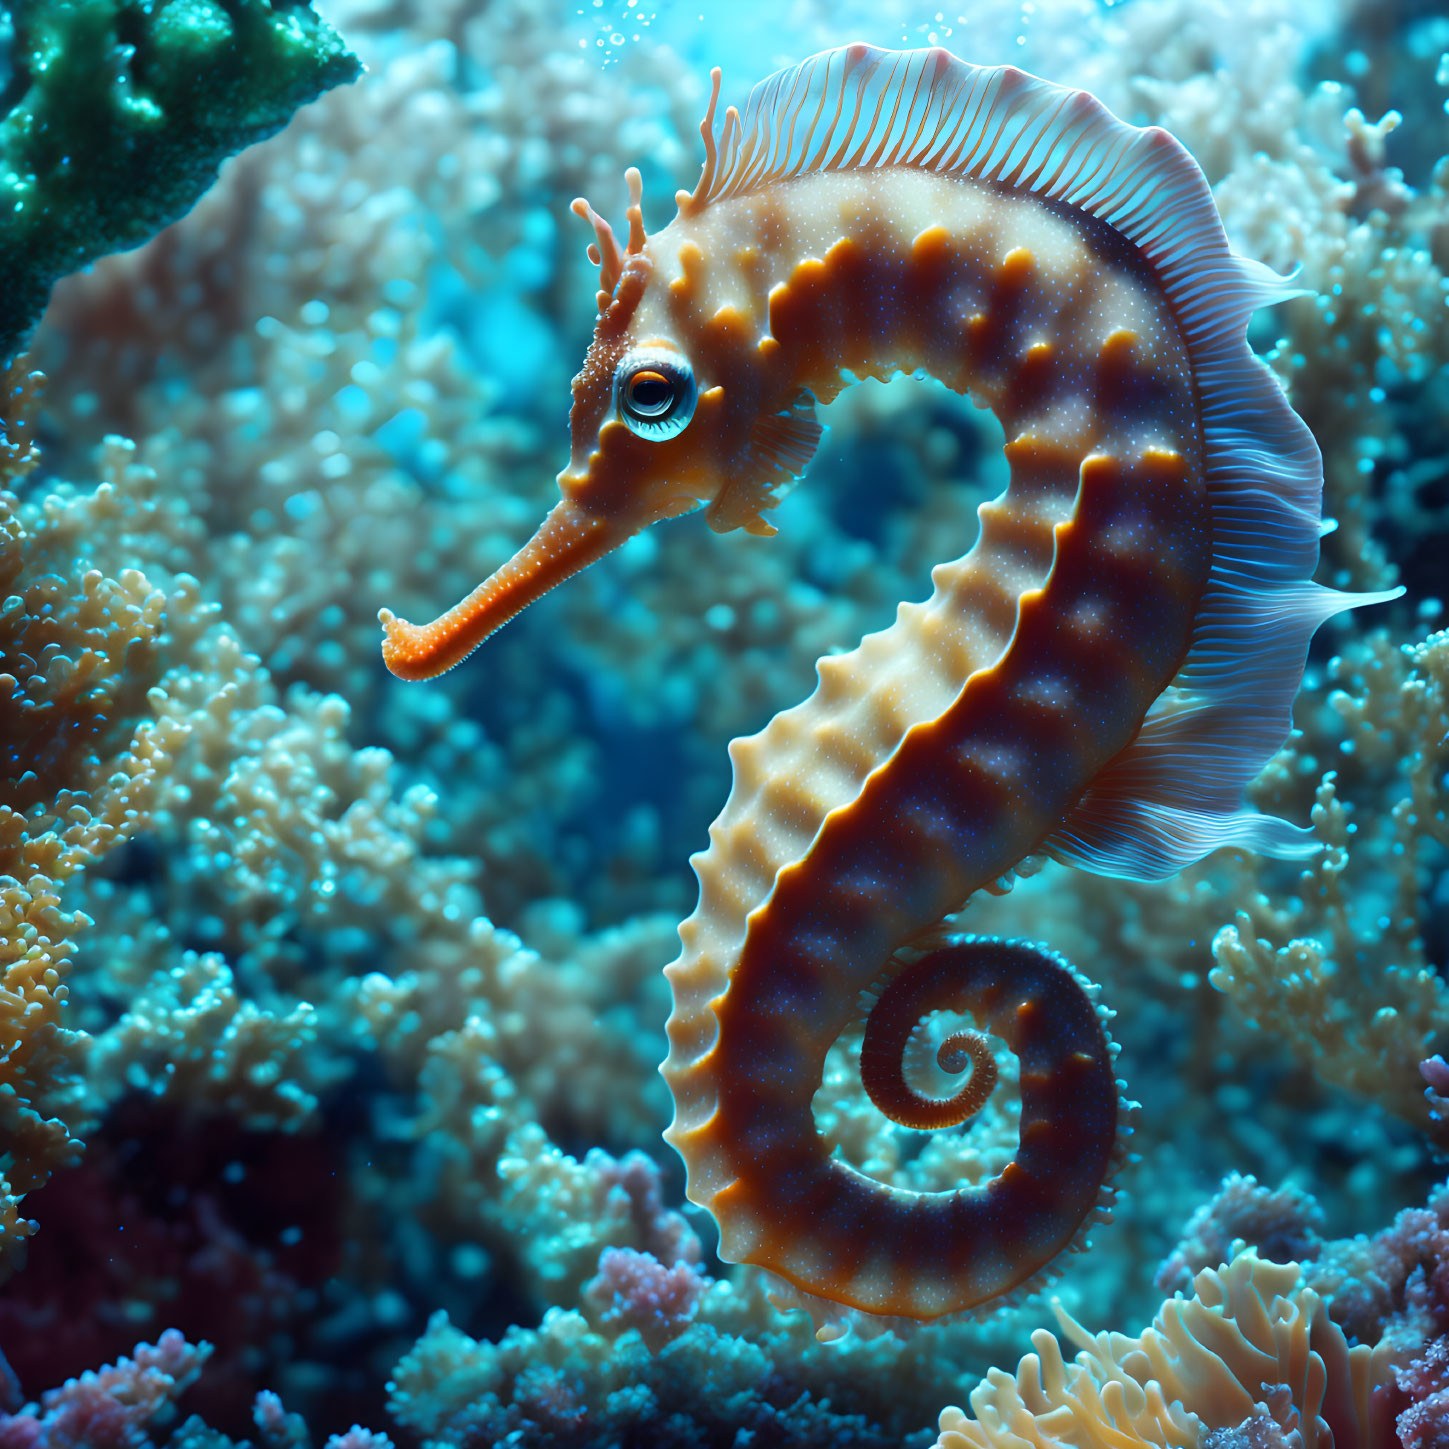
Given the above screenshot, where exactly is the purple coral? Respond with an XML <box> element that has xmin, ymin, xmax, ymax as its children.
<box><xmin>1202</xmin><ymin>1407</ymin><xmax>1297</xmax><ymax>1449</ymax></box>
<box><xmin>583</xmin><ymin>1247</ymin><xmax>708</xmax><ymax>1351</ymax></box>
<box><xmin>1396</xmin><ymin>1337</ymin><xmax>1449</xmax><ymax>1449</ymax></box>
<box><xmin>587</xmin><ymin>1149</ymin><xmax>701</xmax><ymax>1268</ymax></box>
<box><xmin>1156</xmin><ymin>1173</ymin><xmax>1325</xmax><ymax>1295</ymax></box>
<box><xmin>1309</xmin><ymin>1180</ymin><xmax>1449</xmax><ymax>1355</ymax></box>
<box><xmin>0</xmin><ymin>1329</ymin><xmax>210</xmax><ymax>1449</ymax></box>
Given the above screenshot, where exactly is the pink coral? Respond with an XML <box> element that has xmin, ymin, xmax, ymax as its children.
<box><xmin>1421</xmin><ymin>1056</ymin><xmax>1449</xmax><ymax>1131</ymax></box>
<box><xmin>0</xmin><ymin>1330</ymin><xmax>209</xmax><ymax>1449</ymax></box>
<box><xmin>252</xmin><ymin>1390</ymin><xmax>309</xmax><ymax>1449</ymax></box>
<box><xmin>322</xmin><ymin>1426</ymin><xmax>396</xmax><ymax>1449</ymax></box>
<box><xmin>583</xmin><ymin>1247</ymin><xmax>709</xmax><ymax>1351</ymax></box>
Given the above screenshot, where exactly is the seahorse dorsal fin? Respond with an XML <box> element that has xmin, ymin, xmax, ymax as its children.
<box><xmin>707</xmin><ymin>388</ymin><xmax>825</xmax><ymax>536</ymax></box>
<box><xmin>690</xmin><ymin>44</ymin><xmax>1091</xmax><ymax>205</ymax></box>
<box><xmin>682</xmin><ymin>44</ymin><xmax>1304</xmax><ymax>335</ymax></box>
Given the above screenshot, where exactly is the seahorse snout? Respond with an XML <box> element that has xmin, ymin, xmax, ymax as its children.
<box><xmin>378</xmin><ymin>499</ymin><xmax>629</xmax><ymax>680</ymax></box>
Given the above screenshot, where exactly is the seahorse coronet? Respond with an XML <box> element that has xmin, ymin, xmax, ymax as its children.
<box><xmin>378</xmin><ymin>42</ymin><xmax>1402</xmax><ymax>1336</ymax></box>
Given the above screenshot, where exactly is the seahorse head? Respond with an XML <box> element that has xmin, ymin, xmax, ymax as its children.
<box><xmin>559</xmin><ymin>165</ymin><xmax>762</xmax><ymax>539</ymax></box>
<box><xmin>378</xmin><ymin>80</ymin><xmax>817</xmax><ymax>682</ymax></box>
<box><xmin>565</xmin><ymin>128</ymin><xmax>833</xmax><ymax>554</ymax></box>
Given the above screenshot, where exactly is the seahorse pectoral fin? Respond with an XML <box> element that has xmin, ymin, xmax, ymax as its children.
<box><xmin>706</xmin><ymin>389</ymin><xmax>826</xmax><ymax>536</ymax></box>
<box><xmin>378</xmin><ymin>500</ymin><xmax>631</xmax><ymax>680</ymax></box>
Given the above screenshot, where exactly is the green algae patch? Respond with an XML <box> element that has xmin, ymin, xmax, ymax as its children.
<box><xmin>0</xmin><ymin>0</ymin><xmax>361</xmax><ymax>365</ymax></box>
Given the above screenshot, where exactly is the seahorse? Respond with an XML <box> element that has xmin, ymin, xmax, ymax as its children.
<box><xmin>378</xmin><ymin>45</ymin><xmax>1393</xmax><ymax>1334</ymax></box>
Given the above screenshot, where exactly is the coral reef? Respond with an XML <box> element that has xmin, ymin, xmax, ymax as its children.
<box><xmin>0</xmin><ymin>0</ymin><xmax>1445</xmax><ymax>1441</ymax></box>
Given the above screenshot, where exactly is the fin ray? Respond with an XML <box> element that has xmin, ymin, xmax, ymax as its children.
<box><xmin>707</xmin><ymin>389</ymin><xmax>825</xmax><ymax>536</ymax></box>
<box><xmin>1046</xmin><ymin>580</ymin><xmax>1402</xmax><ymax>881</ymax></box>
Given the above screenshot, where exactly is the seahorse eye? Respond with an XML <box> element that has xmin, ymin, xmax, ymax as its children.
<box><xmin>616</xmin><ymin>349</ymin><xmax>696</xmax><ymax>440</ymax></box>
<box><xmin>627</xmin><ymin>371</ymin><xmax>673</xmax><ymax>415</ymax></box>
